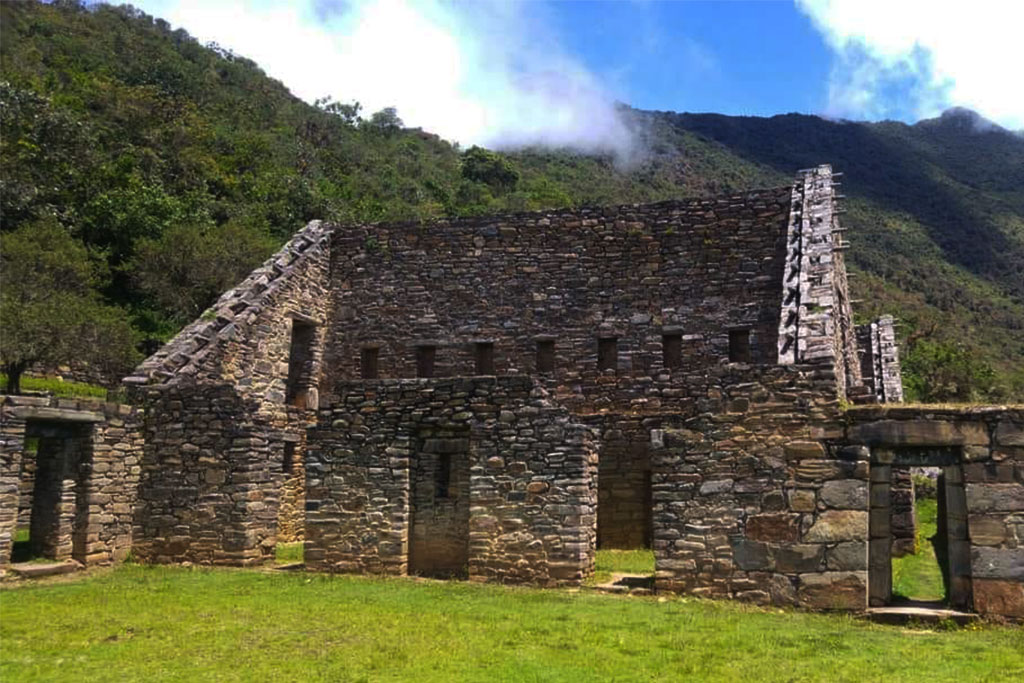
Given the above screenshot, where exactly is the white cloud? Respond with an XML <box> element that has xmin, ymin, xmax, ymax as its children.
<box><xmin>796</xmin><ymin>0</ymin><xmax>1024</xmax><ymax>129</ymax></box>
<box><xmin>134</xmin><ymin>0</ymin><xmax>638</xmax><ymax>158</ymax></box>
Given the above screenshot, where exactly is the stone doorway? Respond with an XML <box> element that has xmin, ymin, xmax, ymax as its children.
<box><xmin>408</xmin><ymin>430</ymin><xmax>470</xmax><ymax>578</ymax></box>
<box><xmin>17</xmin><ymin>420</ymin><xmax>93</xmax><ymax>563</ymax></box>
<box><xmin>869</xmin><ymin>446</ymin><xmax>972</xmax><ymax>611</ymax></box>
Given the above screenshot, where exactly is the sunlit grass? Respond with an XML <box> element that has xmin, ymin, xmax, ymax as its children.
<box><xmin>2</xmin><ymin>566</ymin><xmax>1022</xmax><ymax>681</ymax></box>
<box><xmin>892</xmin><ymin>498</ymin><xmax>946</xmax><ymax>602</ymax></box>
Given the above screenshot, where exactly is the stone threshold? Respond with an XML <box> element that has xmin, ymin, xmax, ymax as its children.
<box><xmin>8</xmin><ymin>560</ymin><xmax>82</xmax><ymax>579</ymax></box>
<box><xmin>865</xmin><ymin>603</ymin><xmax>978</xmax><ymax>625</ymax></box>
<box><xmin>593</xmin><ymin>573</ymin><xmax>655</xmax><ymax>596</ymax></box>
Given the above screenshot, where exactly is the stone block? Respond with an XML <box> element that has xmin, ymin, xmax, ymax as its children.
<box><xmin>784</xmin><ymin>441</ymin><xmax>825</xmax><ymax>460</ymax></box>
<box><xmin>804</xmin><ymin>510</ymin><xmax>868</xmax><ymax>542</ymax></box>
<box><xmin>972</xmin><ymin>578</ymin><xmax>1024</xmax><ymax>618</ymax></box>
<box><xmin>731</xmin><ymin>538</ymin><xmax>771</xmax><ymax>571</ymax></box>
<box><xmin>826</xmin><ymin>541</ymin><xmax>867</xmax><ymax>571</ymax></box>
<box><xmin>699</xmin><ymin>479</ymin><xmax>734</xmax><ymax>495</ymax></box>
<box><xmin>965</xmin><ymin>483</ymin><xmax>1024</xmax><ymax>512</ymax></box>
<box><xmin>789</xmin><ymin>489</ymin><xmax>816</xmax><ymax>512</ymax></box>
<box><xmin>994</xmin><ymin>421</ymin><xmax>1024</xmax><ymax>447</ymax></box>
<box><xmin>745</xmin><ymin>513</ymin><xmax>801</xmax><ymax>542</ymax></box>
<box><xmin>820</xmin><ymin>480</ymin><xmax>867</xmax><ymax>509</ymax></box>
<box><xmin>968</xmin><ymin>516</ymin><xmax>1007</xmax><ymax>546</ymax></box>
<box><xmin>772</xmin><ymin>543</ymin><xmax>825</xmax><ymax>572</ymax></box>
<box><xmin>971</xmin><ymin>547</ymin><xmax>1024</xmax><ymax>580</ymax></box>
<box><xmin>769</xmin><ymin>574</ymin><xmax>797</xmax><ymax>606</ymax></box>
<box><xmin>849</xmin><ymin>420</ymin><xmax>989</xmax><ymax>446</ymax></box>
<box><xmin>798</xmin><ymin>572</ymin><xmax>866</xmax><ymax>610</ymax></box>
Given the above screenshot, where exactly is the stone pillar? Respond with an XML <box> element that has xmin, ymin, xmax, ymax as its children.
<box><xmin>868</xmin><ymin>460</ymin><xmax>892</xmax><ymax>606</ymax></box>
<box><xmin>943</xmin><ymin>465</ymin><xmax>973</xmax><ymax>611</ymax></box>
<box><xmin>29</xmin><ymin>437</ymin><xmax>77</xmax><ymax>561</ymax></box>
<box><xmin>890</xmin><ymin>469</ymin><xmax>916</xmax><ymax>557</ymax></box>
<box><xmin>0</xmin><ymin>412</ymin><xmax>26</xmax><ymax>570</ymax></box>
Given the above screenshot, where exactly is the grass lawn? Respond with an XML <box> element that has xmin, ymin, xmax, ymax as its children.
<box><xmin>2</xmin><ymin>566</ymin><xmax>1022</xmax><ymax>682</ymax></box>
<box><xmin>0</xmin><ymin>374</ymin><xmax>108</xmax><ymax>399</ymax></box>
<box><xmin>275</xmin><ymin>541</ymin><xmax>304</xmax><ymax>564</ymax></box>
<box><xmin>588</xmin><ymin>549</ymin><xmax>655</xmax><ymax>585</ymax></box>
<box><xmin>892</xmin><ymin>498</ymin><xmax>945</xmax><ymax>602</ymax></box>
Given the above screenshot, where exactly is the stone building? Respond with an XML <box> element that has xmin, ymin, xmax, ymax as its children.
<box><xmin>1</xmin><ymin>165</ymin><xmax>1021</xmax><ymax>617</ymax></box>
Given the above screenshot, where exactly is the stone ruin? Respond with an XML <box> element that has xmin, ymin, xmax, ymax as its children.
<box><xmin>1</xmin><ymin>165</ymin><xmax>1021</xmax><ymax>617</ymax></box>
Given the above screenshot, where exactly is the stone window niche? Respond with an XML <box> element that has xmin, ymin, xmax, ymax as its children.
<box><xmin>474</xmin><ymin>342</ymin><xmax>495</xmax><ymax>375</ymax></box>
<box><xmin>283</xmin><ymin>442</ymin><xmax>296</xmax><ymax>475</ymax></box>
<box><xmin>286</xmin><ymin>319</ymin><xmax>317</xmax><ymax>407</ymax></box>
<box><xmin>662</xmin><ymin>332</ymin><xmax>682</xmax><ymax>369</ymax></box>
<box><xmin>728</xmin><ymin>329</ymin><xmax>751</xmax><ymax>363</ymax></box>
<box><xmin>360</xmin><ymin>346</ymin><xmax>379</xmax><ymax>379</ymax></box>
<box><xmin>536</xmin><ymin>339</ymin><xmax>555</xmax><ymax>374</ymax></box>
<box><xmin>416</xmin><ymin>345</ymin><xmax>436</xmax><ymax>378</ymax></box>
<box><xmin>598</xmin><ymin>337</ymin><xmax>618</xmax><ymax>372</ymax></box>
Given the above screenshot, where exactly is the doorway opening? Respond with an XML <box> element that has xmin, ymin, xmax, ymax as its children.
<box><xmin>408</xmin><ymin>429</ymin><xmax>470</xmax><ymax>578</ymax></box>
<box><xmin>869</xmin><ymin>447</ymin><xmax>971</xmax><ymax>611</ymax></box>
<box><xmin>15</xmin><ymin>421</ymin><xmax>92</xmax><ymax>564</ymax></box>
<box><xmin>274</xmin><ymin>439</ymin><xmax>305</xmax><ymax>568</ymax></box>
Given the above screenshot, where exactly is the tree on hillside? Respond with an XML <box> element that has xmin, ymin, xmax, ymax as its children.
<box><xmin>461</xmin><ymin>146</ymin><xmax>520</xmax><ymax>194</ymax></box>
<box><xmin>129</xmin><ymin>219</ymin><xmax>277</xmax><ymax>323</ymax></box>
<box><xmin>0</xmin><ymin>220</ymin><xmax>140</xmax><ymax>393</ymax></box>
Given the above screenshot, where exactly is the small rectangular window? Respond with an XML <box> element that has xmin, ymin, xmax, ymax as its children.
<box><xmin>729</xmin><ymin>329</ymin><xmax>751</xmax><ymax>363</ymax></box>
<box><xmin>536</xmin><ymin>340</ymin><xmax>555</xmax><ymax>373</ymax></box>
<box><xmin>662</xmin><ymin>333</ymin><xmax>682</xmax><ymax>369</ymax></box>
<box><xmin>283</xmin><ymin>442</ymin><xmax>296</xmax><ymax>475</ymax></box>
<box><xmin>435</xmin><ymin>452</ymin><xmax>452</xmax><ymax>499</ymax></box>
<box><xmin>474</xmin><ymin>342</ymin><xmax>494</xmax><ymax>375</ymax></box>
<box><xmin>416</xmin><ymin>345</ymin><xmax>436</xmax><ymax>378</ymax></box>
<box><xmin>598</xmin><ymin>337</ymin><xmax>618</xmax><ymax>371</ymax></box>
<box><xmin>361</xmin><ymin>347</ymin><xmax>379</xmax><ymax>379</ymax></box>
<box><xmin>286</xmin><ymin>320</ymin><xmax>316</xmax><ymax>406</ymax></box>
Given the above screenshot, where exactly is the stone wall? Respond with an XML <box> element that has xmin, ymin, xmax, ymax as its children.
<box><xmin>321</xmin><ymin>188</ymin><xmax>793</xmax><ymax>401</ymax></box>
<box><xmin>305</xmin><ymin>376</ymin><xmax>597</xmax><ymax>586</ymax></box>
<box><xmin>127</xmin><ymin>219</ymin><xmax>332</xmax><ymax>564</ymax></box>
<box><xmin>856</xmin><ymin>315</ymin><xmax>904</xmax><ymax>404</ymax></box>
<box><xmin>0</xmin><ymin>395</ymin><xmax>141</xmax><ymax>571</ymax></box>
<box><xmin>651</xmin><ymin>364</ymin><xmax>864</xmax><ymax>609</ymax></box>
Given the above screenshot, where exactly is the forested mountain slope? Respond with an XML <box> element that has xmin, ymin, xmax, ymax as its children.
<box><xmin>1</xmin><ymin>1</ymin><xmax>1021</xmax><ymax>399</ymax></box>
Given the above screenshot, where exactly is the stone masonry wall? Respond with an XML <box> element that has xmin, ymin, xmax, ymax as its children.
<box><xmin>128</xmin><ymin>219</ymin><xmax>333</xmax><ymax>564</ymax></box>
<box><xmin>856</xmin><ymin>315</ymin><xmax>904</xmax><ymax>404</ymax></box>
<box><xmin>0</xmin><ymin>395</ymin><xmax>141</xmax><ymax>571</ymax></box>
<box><xmin>305</xmin><ymin>376</ymin><xmax>597</xmax><ymax>586</ymax></box>
<box><xmin>321</xmin><ymin>189</ymin><xmax>793</xmax><ymax>404</ymax></box>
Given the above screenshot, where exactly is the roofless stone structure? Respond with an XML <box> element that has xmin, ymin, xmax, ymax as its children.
<box><xmin>1</xmin><ymin>165</ymin><xmax>1021</xmax><ymax>617</ymax></box>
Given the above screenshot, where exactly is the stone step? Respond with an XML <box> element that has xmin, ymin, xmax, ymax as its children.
<box><xmin>9</xmin><ymin>560</ymin><xmax>82</xmax><ymax>579</ymax></box>
<box><xmin>865</xmin><ymin>605</ymin><xmax>979</xmax><ymax>625</ymax></box>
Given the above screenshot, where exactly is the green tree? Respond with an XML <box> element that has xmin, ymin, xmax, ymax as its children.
<box><xmin>128</xmin><ymin>218</ymin><xmax>277</xmax><ymax>323</ymax></box>
<box><xmin>0</xmin><ymin>220</ymin><xmax>139</xmax><ymax>393</ymax></box>
<box><xmin>461</xmin><ymin>146</ymin><xmax>520</xmax><ymax>194</ymax></box>
<box><xmin>902</xmin><ymin>338</ymin><xmax>998</xmax><ymax>403</ymax></box>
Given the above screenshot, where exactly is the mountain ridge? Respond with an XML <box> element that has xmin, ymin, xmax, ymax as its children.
<box><xmin>1</xmin><ymin>0</ymin><xmax>1021</xmax><ymax>399</ymax></box>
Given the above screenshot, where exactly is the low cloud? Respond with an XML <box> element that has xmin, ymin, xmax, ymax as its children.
<box><xmin>796</xmin><ymin>0</ymin><xmax>1024</xmax><ymax>130</ymax></box>
<box><xmin>137</xmin><ymin>0</ymin><xmax>639</xmax><ymax>159</ymax></box>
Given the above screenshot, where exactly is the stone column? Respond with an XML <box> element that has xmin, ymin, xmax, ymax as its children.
<box><xmin>868</xmin><ymin>458</ymin><xmax>892</xmax><ymax>606</ymax></box>
<box><xmin>943</xmin><ymin>464</ymin><xmax>973</xmax><ymax>611</ymax></box>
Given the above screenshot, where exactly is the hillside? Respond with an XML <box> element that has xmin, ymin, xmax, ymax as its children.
<box><xmin>1</xmin><ymin>1</ymin><xmax>1021</xmax><ymax>399</ymax></box>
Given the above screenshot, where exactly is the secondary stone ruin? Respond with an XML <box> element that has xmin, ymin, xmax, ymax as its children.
<box><xmin>1</xmin><ymin>165</ymin><xmax>1020</xmax><ymax>617</ymax></box>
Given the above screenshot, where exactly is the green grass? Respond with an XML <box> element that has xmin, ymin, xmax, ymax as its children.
<box><xmin>588</xmin><ymin>549</ymin><xmax>656</xmax><ymax>585</ymax></box>
<box><xmin>274</xmin><ymin>541</ymin><xmax>304</xmax><ymax>564</ymax></box>
<box><xmin>1</xmin><ymin>566</ymin><xmax>1021</xmax><ymax>681</ymax></box>
<box><xmin>892</xmin><ymin>498</ymin><xmax>946</xmax><ymax>602</ymax></box>
<box><xmin>0</xmin><ymin>374</ymin><xmax>108</xmax><ymax>399</ymax></box>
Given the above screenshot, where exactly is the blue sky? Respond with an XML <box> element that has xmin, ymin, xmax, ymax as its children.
<box><xmin>547</xmin><ymin>1</ymin><xmax>832</xmax><ymax>118</ymax></box>
<box><xmin>132</xmin><ymin>1</ymin><xmax>1023</xmax><ymax>153</ymax></box>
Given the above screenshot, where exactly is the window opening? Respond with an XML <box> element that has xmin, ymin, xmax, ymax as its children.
<box><xmin>662</xmin><ymin>333</ymin><xmax>682</xmax><ymax>369</ymax></box>
<box><xmin>286</xmin><ymin>320</ymin><xmax>316</xmax><ymax>406</ymax></box>
<box><xmin>416</xmin><ymin>345</ymin><xmax>436</xmax><ymax>378</ymax></box>
<box><xmin>598</xmin><ymin>337</ymin><xmax>618</xmax><ymax>371</ymax></box>
<box><xmin>728</xmin><ymin>329</ymin><xmax>751</xmax><ymax>363</ymax></box>
<box><xmin>536</xmin><ymin>340</ymin><xmax>555</xmax><ymax>373</ymax></box>
<box><xmin>283</xmin><ymin>442</ymin><xmax>296</xmax><ymax>475</ymax></box>
<box><xmin>361</xmin><ymin>347</ymin><xmax>379</xmax><ymax>379</ymax></box>
<box><xmin>474</xmin><ymin>342</ymin><xmax>495</xmax><ymax>375</ymax></box>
